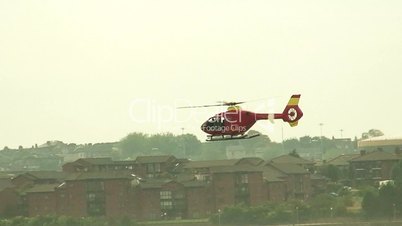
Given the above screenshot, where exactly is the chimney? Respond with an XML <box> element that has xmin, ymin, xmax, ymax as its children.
<box><xmin>360</xmin><ymin>150</ymin><xmax>366</xmax><ymax>156</ymax></box>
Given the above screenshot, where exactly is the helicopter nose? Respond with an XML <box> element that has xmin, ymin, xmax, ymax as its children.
<box><xmin>201</xmin><ymin>122</ymin><xmax>207</xmax><ymax>132</ymax></box>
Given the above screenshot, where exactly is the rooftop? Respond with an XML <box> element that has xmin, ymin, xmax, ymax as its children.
<box><xmin>266</xmin><ymin>163</ymin><xmax>309</xmax><ymax>175</ymax></box>
<box><xmin>25</xmin><ymin>184</ymin><xmax>59</xmax><ymax>193</ymax></box>
<box><xmin>135</xmin><ymin>155</ymin><xmax>175</xmax><ymax>164</ymax></box>
<box><xmin>269</xmin><ymin>154</ymin><xmax>314</xmax><ymax>165</ymax></box>
<box><xmin>210</xmin><ymin>165</ymin><xmax>261</xmax><ymax>174</ymax></box>
<box><xmin>358</xmin><ymin>136</ymin><xmax>402</xmax><ymax>148</ymax></box>
<box><xmin>326</xmin><ymin>154</ymin><xmax>360</xmax><ymax>166</ymax></box>
<box><xmin>350</xmin><ymin>150</ymin><xmax>402</xmax><ymax>162</ymax></box>
<box><xmin>76</xmin><ymin>158</ymin><xmax>114</xmax><ymax>165</ymax></box>
<box><xmin>183</xmin><ymin>159</ymin><xmax>239</xmax><ymax>169</ymax></box>
<box><xmin>65</xmin><ymin>171</ymin><xmax>134</xmax><ymax>181</ymax></box>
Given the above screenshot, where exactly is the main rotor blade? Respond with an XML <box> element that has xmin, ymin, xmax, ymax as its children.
<box><xmin>177</xmin><ymin>97</ymin><xmax>268</xmax><ymax>109</ymax></box>
<box><xmin>216</xmin><ymin>101</ymin><xmax>246</xmax><ymax>106</ymax></box>
<box><xmin>177</xmin><ymin>103</ymin><xmax>227</xmax><ymax>109</ymax></box>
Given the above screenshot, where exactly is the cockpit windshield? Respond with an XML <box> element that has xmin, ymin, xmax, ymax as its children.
<box><xmin>207</xmin><ymin>116</ymin><xmax>224</xmax><ymax>126</ymax></box>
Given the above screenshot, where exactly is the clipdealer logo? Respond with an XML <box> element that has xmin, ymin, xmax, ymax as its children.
<box><xmin>128</xmin><ymin>98</ymin><xmax>201</xmax><ymax>128</ymax></box>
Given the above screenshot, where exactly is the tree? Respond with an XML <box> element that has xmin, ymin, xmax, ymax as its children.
<box><xmin>119</xmin><ymin>132</ymin><xmax>150</xmax><ymax>158</ymax></box>
<box><xmin>320</xmin><ymin>164</ymin><xmax>340</xmax><ymax>182</ymax></box>
<box><xmin>362</xmin><ymin>190</ymin><xmax>379</xmax><ymax>217</ymax></box>
<box><xmin>177</xmin><ymin>134</ymin><xmax>202</xmax><ymax>158</ymax></box>
<box><xmin>378</xmin><ymin>183</ymin><xmax>397</xmax><ymax>218</ymax></box>
<box><xmin>283</xmin><ymin>138</ymin><xmax>299</xmax><ymax>151</ymax></box>
<box><xmin>362</xmin><ymin>129</ymin><xmax>384</xmax><ymax>139</ymax></box>
<box><xmin>299</xmin><ymin>136</ymin><xmax>312</xmax><ymax>148</ymax></box>
<box><xmin>392</xmin><ymin>160</ymin><xmax>402</xmax><ymax>186</ymax></box>
<box><xmin>289</xmin><ymin>149</ymin><xmax>300</xmax><ymax>158</ymax></box>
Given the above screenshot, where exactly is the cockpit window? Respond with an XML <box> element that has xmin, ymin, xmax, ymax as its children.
<box><xmin>208</xmin><ymin>117</ymin><xmax>216</xmax><ymax>123</ymax></box>
<box><xmin>207</xmin><ymin>116</ymin><xmax>224</xmax><ymax>126</ymax></box>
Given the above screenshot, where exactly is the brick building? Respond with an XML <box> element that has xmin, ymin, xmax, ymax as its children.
<box><xmin>350</xmin><ymin>150</ymin><xmax>402</xmax><ymax>185</ymax></box>
<box><xmin>0</xmin><ymin>154</ymin><xmax>322</xmax><ymax>220</ymax></box>
<box><xmin>265</xmin><ymin>163</ymin><xmax>312</xmax><ymax>200</ymax></box>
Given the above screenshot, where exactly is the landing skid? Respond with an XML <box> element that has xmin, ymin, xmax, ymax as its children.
<box><xmin>206</xmin><ymin>133</ymin><xmax>260</xmax><ymax>142</ymax></box>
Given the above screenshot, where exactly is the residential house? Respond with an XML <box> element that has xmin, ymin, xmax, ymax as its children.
<box><xmin>11</xmin><ymin>171</ymin><xmax>66</xmax><ymax>189</ymax></box>
<box><xmin>261</xmin><ymin>168</ymin><xmax>287</xmax><ymax>202</ymax></box>
<box><xmin>55</xmin><ymin>171</ymin><xmax>135</xmax><ymax>218</ymax></box>
<box><xmin>25</xmin><ymin>184</ymin><xmax>59</xmax><ymax>216</ymax></box>
<box><xmin>265</xmin><ymin>163</ymin><xmax>311</xmax><ymax>200</ymax></box>
<box><xmin>349</xmin><ymin>150</ymin><xmax>402</xmax><ymax>185</ymax></box>
<box><xmin>210</xmin><ymin>165</ymin><xmax>266</xmax><ymax>211</ymax></box>
<box><xmin>135</xmin><ymin>155</ymin><xmax>178</xmax><ymax>179</ymax></box>
<box><xmin>325</xmin><ymin>154</ymin><xmax>359</xmax><ymax>181</ymax></box>
<box><xmin>62</xmin><ymin>158</ymin><xmax>114</xmax><ymax>173</ymax></box>
<box><xmin>270</xmin><ymin>154</ymin><xmax>315</xmax><ymax>172</ymax></box>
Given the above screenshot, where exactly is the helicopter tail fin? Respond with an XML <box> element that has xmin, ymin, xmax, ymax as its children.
<box><xmin>282</xmin><ymin>94</ymin><xmax>303</xmax><ymax>127</ymax></box>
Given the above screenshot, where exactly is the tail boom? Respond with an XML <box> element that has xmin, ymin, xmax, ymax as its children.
<box><xmin>255</xmin><ymin>94</ymin><xmax>303</xmax><ymax>127</ymax></box>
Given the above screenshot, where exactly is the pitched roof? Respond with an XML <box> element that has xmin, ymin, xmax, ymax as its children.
<box><xmin>0</xmin><ymin>178</ymin><xmax>13</xmax><ymax>192</ymax></box>
<box><xmin>15</xmin><ymin>171</ymin><xmax>66</xmax><ymax>181</ymax></box>
<box><xmin>266</xmin><ymin>163</ymin><xmax>309</xmax><ymax>175</ymax></box>
<box><xmin>138</xmin><ymin>179</ymin><xmax>174</xmax><ymax>189</ymax></box>
<box><xmin>236</xmin><ymin>157</ymin><xmax>265</xmax><ymax>166</ymax></box>
<box><xmin>311</xmin><ymin>173</ymin><xmax>328</xmax><ymax>181</ymax></box>
<box><xmin>25</xmin><ymin>184</ymin><xmax>59</xmax><ymax>193</ymax></box>
<box><xmin>138</xmin><ymin>178</ymin><xmax>206</xmax><ymax>189</ymax></box>
<box><xmin>210</xmin><ymin>165</ymin><xmax>262</xmax><ymax>174</ymax></box>
<box><xmin>269</xmin><ymin>154</ymin><xmax>314</xmax><ymax>165</ymax></box>
<box><xmin>77</xmin><ymin>158</ymin><xmax>113</xmax><ymax>165</ymax></box>
<box><xmin>0</xmin><ymin>172</ymin><xmax>15</xmax><ymax>179</ymax></box>
<box><xmin>350</xmin><ymin>151</ymin><xmax>402</xmax><ymax>162</ymax></box>
<box><xmin>262</xmin><ymin>168</ymin><xmax>286</xmax><ymax>182</ymax></box>
<box><xmin>183</xmin><ymin>159</ymin><xmax>239</xmax><ymax>169</ymax></box>
<box><xmin>326</xmin><ymin>154</ymin><xmax>360</xmax><ymax>166</ymax></box>
<box><xmin>112</xmin><ymin>160</ymin><xmax>137</xmax><ymax>165</ymax></box>
<box><xmin>65</xmin><ymin>171</ymin><xmax>134</xmax><ymax>181</ymax></box>
<box><xmin>136</xmin><ymin>155</ymin><xmax>175</xmax><ymax>164</ymax></box>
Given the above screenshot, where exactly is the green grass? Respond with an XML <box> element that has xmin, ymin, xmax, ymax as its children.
<box><xmin>138</xmin><ymin>218</ymin><xmax>209</xmax><ymax>225</ymax></box>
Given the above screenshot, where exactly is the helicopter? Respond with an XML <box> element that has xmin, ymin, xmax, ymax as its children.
<box><xmin>178</xmin><ymin>95</ymin><xmax>303</xmax><ymax>141</ymax></box>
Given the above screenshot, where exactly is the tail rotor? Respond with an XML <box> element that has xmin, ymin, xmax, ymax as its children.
<box><xmin>281</xmin><ymin>95</ymin><xmax>303</xmax><ymax>127</ymax></box>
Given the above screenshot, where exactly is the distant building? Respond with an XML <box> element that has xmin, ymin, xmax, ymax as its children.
<box><xmin>358</xmin><ymin>136</ymin><xmax>402</xmax><ymax>152</ymax></box>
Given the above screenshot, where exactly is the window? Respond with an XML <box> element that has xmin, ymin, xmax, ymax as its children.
<box><xmin>155</xmin><ymin>163</ymin><xmax>161</xmax><ymax>172</ymax></box>
<box><xmin>160</xmin><ymin>201</ymin><xmax>173</xmax><ymax>210</ymax></box>
<box><xmin>355</xmin><ymin>168</ymin><xmax>366</xmax><ymax>180</ymax></box>
<box><xmin>147</xmin><ymin>164</ymin><xmax>155</xmax><ymax>173</ymax></box>
<box><xmin>147</xmin><ymin>163</ymin><xmax>161</xmax><ymax>173</ymax></box>
<box><xmin>174</xmin><ymin>192</ymin><xmax>185</xmax><ymax>199</ymax></box>
<box><xmin>160</xmin><ymin>191</ymin><xmax>172</xmax><ymax>200</ymax></box>
<box><xmin>160</xmin><ymin>191</ymin><xmax>173</xmax><ymax>210</ymax></box>
<box><xmin>88</xmin><ymin>193</ymin><xmax>96</xmax><ymax>201</ymax></box>
<box><xmin>195</xmin><ymin>174</ymin><xmax>210</xmax><ymax>181</ymax></box>
<box><xmin>87</xmin><ymin>181</ymin><xmax>104</xmax><ymax>191</ymax></box>
<box><xmin>237</xmin><ymin>174</ymin><xmax>248</xmax><ymax>184</ymax></box>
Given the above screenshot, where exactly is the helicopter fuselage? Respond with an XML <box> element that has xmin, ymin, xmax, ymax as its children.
<box><xmin>201</xmin><ymin>108</ymin><xmax>272</xmax><ymax>136</ymax></box>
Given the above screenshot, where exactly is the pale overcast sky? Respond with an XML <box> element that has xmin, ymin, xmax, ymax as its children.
<box><xmin>1</xmin><ymin>1</ymin><xmax>402</xmax><ymax>148</ymax></box>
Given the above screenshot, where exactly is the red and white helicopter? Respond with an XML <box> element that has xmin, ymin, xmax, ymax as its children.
<box><xmin>179</xmin><ymin>95</ymin><xmax>303</xmax><ymax>141</ymax></box>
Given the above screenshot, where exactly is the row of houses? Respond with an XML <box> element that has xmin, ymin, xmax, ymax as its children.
<box><xmin>1</xmin><ymin>147</ymin><xmax>401</xmax><ymax>221</ymax></box>
<box><xmin>0</xmin><ymin>154</ymin><xmax>320</xmax><ymax>220</ymax></box>
<box><xmin>326</xmin><ymin>149</ymin><xmax>402</xmax><ymax>185</ymax></box>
